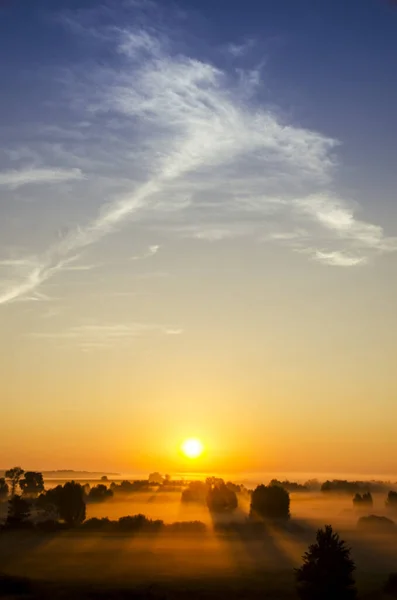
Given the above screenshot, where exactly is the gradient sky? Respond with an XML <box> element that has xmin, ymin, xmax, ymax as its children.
<box><xmin>1</xmin><ymin>0</ymin><xmax>397</xmax><ymax>475</ymax></box>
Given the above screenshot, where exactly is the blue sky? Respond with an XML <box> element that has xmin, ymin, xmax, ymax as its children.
<box><xmin>1</xmin><ymin>0</ymin><xmax>397</xmax><ymax>471</ymax></box>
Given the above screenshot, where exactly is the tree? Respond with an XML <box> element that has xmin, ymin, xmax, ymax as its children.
<box><xmin>87</xmin><ymin>484</ymin><xmax>113</xmax><ymax>503</ymax></box>
<box><xmin>39</xmin><ymin>481</ymin><xmax>86</xmax><ymax>527</ymax></box>
<box><xmin>181</xmin><ymin>481</ymin><xmax>209</xmax><ymax>504</ymax></box>
<box><xmin>6</xmin><ymin>495</ymin><xmax>31</xmax><ymax>529</ymax></box>
<box><xmin>353</xmin><ymin>492</ymin><xmax>373</xmax><ymax>508</ymax></box>
<box><xmin>206</xmin><ymin>482</ymin><xmax>238</xmax><ymax>513</ymax></box>
<box><xmin>250</xmin><ymin>484</ymin><xmax>290</xmax><ymax>520</ymax></box>
<box><xmin>205</xmin><ymin>477</ymin><xmax>224</xmax><ymax>487</ymax></box>
<box><xmin>386</xmin><ymin>491</ymin><xmax>397</xmax><ymax>509</ymax></box>
<box><xmin>295</xmin><ymin>525</ymin><xmax>356</xmax><ymax>600</ymax></box>
<box><xmin>148</xmin><ymin>472</ymin><xmax>163</xmax><ymax>485</ymax></box>
<box><xmin>19</xmin><ymin>471</ymin><xmax>44</xmax><ymax>497</ymax></box>
<box><xmin>101</xmin><ymin>475</ymin><xmax>109</xmax><ymax>482</ymax></box>
<box><xmin>5</xmin><ymin>467</ymin><xmax>24</xmax><ymax>497</ymax></box>
<box><xmin>0</xmin><ymin>477</ymin><xmax>9</xmax><ymax>500</ymax></box>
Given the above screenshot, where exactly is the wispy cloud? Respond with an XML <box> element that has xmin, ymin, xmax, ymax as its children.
<box><xmin>311</xmin><ymin>250</ymin><xmax>367</xmax><ymax>267</ymax></box>
<box><xmin>295</xmin><ymin>194</ymin><xmax>397</xmax><ymax>253</ymax></box>
<box><xmin>0</xmin><ymin>2</ymin><xmax>395</xmax><ymax>306</ymax></box>
<box><xmin>0</xmin><ymin>167</ymin><xmax>84</xmax><ymax>189</ymax></box>
<box><xmin>226</xmin><ymin>39</ymin><xmax>255</xmax><ymax>57</ymax></box>
<box><xmin>30</xmin><ymin>322</ymin><xmax>182</xmax><ymax>349</ymax></box>
<box><xmin>130</xmin><ymin>244</ymin><xmax>160</xmax><ymax>260</ymax></box>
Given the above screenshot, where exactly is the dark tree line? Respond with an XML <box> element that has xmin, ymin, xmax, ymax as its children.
<box><xmin>322</xmin><ymin>479</ymin><xmax>390</xmax><ymax>494</ymax></box>
<box><xmin>270</xmin><ymin>478</ymin><xmax>308</xmax><ymax>492</ymax></box>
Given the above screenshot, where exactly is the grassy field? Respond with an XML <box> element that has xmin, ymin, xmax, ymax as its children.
<box><xmin>1</xmin><ymin>491</ymin><xmax>396</xmax><ymax>598</ymax></box>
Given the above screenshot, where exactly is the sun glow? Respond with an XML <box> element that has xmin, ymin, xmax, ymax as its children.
<box><xmin>181</xmin><ymin>438</ymin><xmax>203</xmax><ymax>459</ymax></box>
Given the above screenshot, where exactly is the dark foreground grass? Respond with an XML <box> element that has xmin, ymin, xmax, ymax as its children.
<box><xmin>0</xmin><ymin>530</ymin><xmax>395</xmax><ymax>599</ymax></box>
<box><xmin>0</xmin><ymin>571</ymin><xmax>393</xmax><ymax>600</ymax></box>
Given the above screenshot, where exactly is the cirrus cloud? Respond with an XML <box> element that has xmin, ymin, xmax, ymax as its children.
<box><xmin>0</xmin><ymin>2</ymin><xmax>396</xmax><ymax>308</ymax></box>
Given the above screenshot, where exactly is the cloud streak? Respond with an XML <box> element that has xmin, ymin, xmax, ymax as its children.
<box><xmin>1</xmin><ymin>3</ymin><xmax>396</xmax><ymax>305</ymax></box>
<box><xmin>0</xmin><ymin>167</ymin><xmax>84</xmax><ymax>189</ymax></box>
<box><xmin>130</xmin><ymin>245</ymin><xmax>160</xmax><ymax>260</ymax></box>
<box><xmin>30</xmin><ymin>322</ymin><xmax>183</xmax><ymax>349</ymax></box>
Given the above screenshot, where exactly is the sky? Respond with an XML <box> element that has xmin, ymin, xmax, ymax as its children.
<box><xmin>1</xmin><ymin>0</ymin><xmax>397</xmax><ymax>476</ymax></box>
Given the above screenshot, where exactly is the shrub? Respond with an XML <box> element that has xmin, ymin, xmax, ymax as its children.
<box><xmin>117</xmin><ymin>514</ymin><xmax>163</xmax><ymax>532</ymax></box>
<box><xmin>165</xmin><ymin>521</ymin><xmax>206</xmax><ymax>533</ymax></box>
<box><xmin>79</xmin><ymin>517</ymin><xmax>113</xmax><ymax>531</ymax></box>
<box><xmin>357</xmin><ymin>515</ymin><xmax>395</xmax><ymax>532</ymax></box>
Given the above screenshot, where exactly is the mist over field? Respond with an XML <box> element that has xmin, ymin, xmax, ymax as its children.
<box><xmin>2</xmin><ymin>474</ymin><xmax>397</xmax><ymax>599</ymax></box>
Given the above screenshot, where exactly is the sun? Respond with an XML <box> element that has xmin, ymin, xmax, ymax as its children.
<box><xmin>181</xmin><ymin>438</ymin><xmax>203</xmax><ymax>459</ymax></box>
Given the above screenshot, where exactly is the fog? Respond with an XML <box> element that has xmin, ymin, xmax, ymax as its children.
<box><xmin>1</xmin><ymin>485</ymin><xmax>397</xmax><ymax>598</ymax></box>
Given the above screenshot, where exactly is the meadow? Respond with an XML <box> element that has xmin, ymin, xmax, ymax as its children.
<box><xmin>1</xmin><ymin>484</ymin><xmax>397</xmax><ymax>599</ymax></box>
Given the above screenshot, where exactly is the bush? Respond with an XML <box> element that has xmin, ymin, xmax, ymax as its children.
<box><xmin>117</xmin><ymin>514</ymin><xmax>163</xmax><ymax>532</ymax></box>
<box><xmin>165</xmin><ymin>521</ymin><xmax>206</xmax><ymax>533</ymax></box>
<box><xmin>79</xmin><ymin>517</ymin><xmax>113</xmax><ymax>531</ymax></box>
<box><xmin>250</xmin><ymin>484</ymin><xmax>290</xmax><ymax>520</ymax></box>
<box><xmin>357</xmin><ymin>515</ymin><xmax>395</xmax><ymax>532</ymax></box>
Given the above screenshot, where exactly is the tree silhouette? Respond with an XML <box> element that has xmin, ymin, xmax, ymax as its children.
<box><xmin>19</xmin><ymin>471</ymin><xmax>44</xmax><ymax>497</ymax></box>
<box><xmin>87</xmin><ymin>484</ymin><xmax>113</xmax><ymax>503</ymax></box>
<box><xmin>206</xmin><ymin>482</ymin><xmax>238</xmax><ymax>513</ymax></box>
<box><xmin>148</xmin><ymin>472</ymin><xmax>163</xmax><ymax>484</ymax></box>
<box><xmin>110</xmin><ymin>480</ymin><xmax>149</xmax><ymax>493</ymax></box>
<box><xmin>5</xmin><ymin>467</ymin><xmax>24</xmax><ymax>497</ymax></box>
<box><xmin>0</xmin><ymin>477</ymin><xmax>9</xmax><ymax>500</ymax></box>
<box><xmin>181</xmin><ymin>481</ymin><xmax>209</xmax><ymax>504</ymax></box>
<box><xmin>357</xmin><ymin>515</ymin><xmax>395</xmax><ymax>532</ymax></box>
<box><xmin>353</xmin><ymin>492</ymin><xmax>373</xmax><ymax>508</ymax></box>
<box><xmin>39</xmin><ymin>481</ymin><xmax>86</xmax><ymax>527</ymax></box>
<box><xmin>250</xmin><ymin>484</ymin><xmax>290</xmax><ymax>520</ymax></box>
<box><xmin>6</xmin><ymin>495</ymin><xmax>31</xmax><ymax>529</ymax></box>
<box><xmin>295</xmin><ymin>525</ymin><xmax>356</xmax><ymax>600</ymax></box>
<box><xmin>386</xmin><ymin>491</ymin><xmax>397</xmax><ymax>509</ymax></box>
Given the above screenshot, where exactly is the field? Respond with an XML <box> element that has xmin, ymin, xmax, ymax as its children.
<box><xmin>1</xmin><ymin>489</ymin><xmax>397</xmax><ymax>598</ymax></box>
